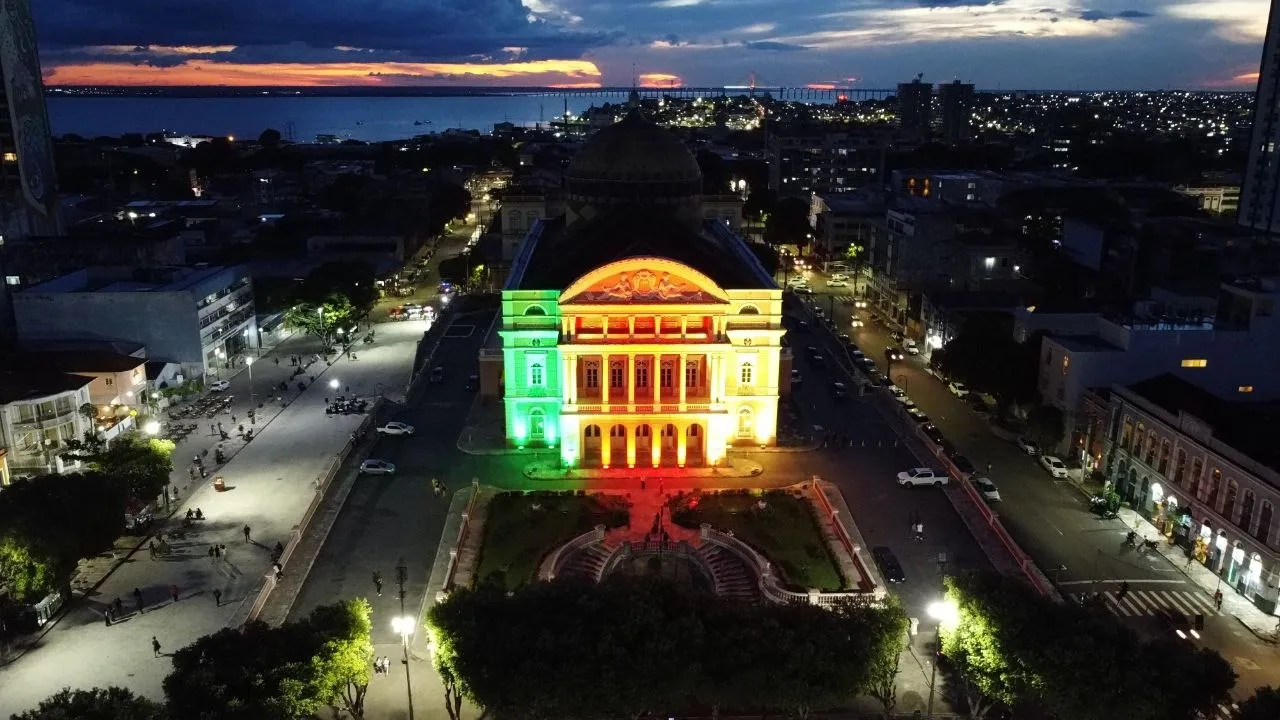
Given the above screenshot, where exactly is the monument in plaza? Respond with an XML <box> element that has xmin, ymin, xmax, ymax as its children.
<box><xmin>481</xmin><ymin>108</ymin><xmax>785</xmax><ymax>468</ymax></box>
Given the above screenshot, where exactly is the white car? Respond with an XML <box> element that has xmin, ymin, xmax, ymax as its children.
<box><xmin>1015</xmin><ymin>437</ymin><xmax>1040</xmax><ymax>455</ymax></box>
<box><xmin>827</xmin><ymin>279</ymin><xmax>849</xmax><ymax>288</ymax></box>
<box><xmin>208</xmin><ymin>380</ymin><xmax>231</xmax><ymax>392</ymax></box>
<box><xmin>947</xmin><ymin>381</ymin><xmax>969</xmax><ymax>398</ymax></box>
<box><xmin>851</xmin><ymin>317</ymin><xmax>864</xmax><ymax>328</ymax></box>
<box><xmin>377</xmin><ymin>422</ymin><xmax>416</xmax><ymax>436</ymax></box>
<box><xmin>973</xmin><ymin>476</ymin><xmax>1002</xmax><ymax>502</ymax></box>
<box><xmin>360</xmin><ymin>459</ymin><xmax>397</xmax><ymax>475</ymax></box>
<box><xmin>1040</xmin><ymin>455</ymin><xmax>1069</xmax><ymax>478</ymax></box>
<box><xmin>830</xmin><ymin>273</ymin><xmax>849</xmax><ymax>281</ymax></box>
<box><xmin>903</xmin><ymin>339</ymin><xmax>920</xmax><ymax>355</ymax></box>
<box><xmin>897</xmin><ymin>467</ymin><xmax>949</xmax><ymax>487</ymax></box>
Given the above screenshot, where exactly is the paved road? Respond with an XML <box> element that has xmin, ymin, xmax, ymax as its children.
<box><xmin>801</xmin><ymin>271</ymin><xmax>1280</xmax><ymax>698</ymax></box>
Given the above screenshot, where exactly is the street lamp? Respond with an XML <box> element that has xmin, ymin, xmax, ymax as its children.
<box><xmin>143</xmin><ymin>420</ymin><xmax>161</xmax><ymax>435</ymax></box>
<box><xmin>245</xmin><ymin>357</ymin><xmax>255</xmax><ymax>402</ymax></box>
<box><xmin>391</xmin><ymin>615</ymin><xmax>416</xmax><ymax>719</ymax></box>
<box><xmin>925</xmin><ymin>600</ymin><xmax>958</xmax><ymax>718</ymax></box>
<box><xmin>329</xmin><ymin>378</ymin><xmax>340</xmax><ymax>392</ymax></box>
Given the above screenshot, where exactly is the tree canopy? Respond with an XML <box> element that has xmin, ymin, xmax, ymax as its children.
<box><xmin>0</xmin><ymin>472</ymin><xmax>127</xmax><ymax>601</ymax></box>
<box><xmin>295</xmin><ymin>261</ymin><xmax>378</xmax><ymax>314</ymax></box>
<box><xmin>12</xmin><ymin>687</ymin><xmax>167</xmax><ymax>720</ymax></box>
<box><xmin>1238</xmin><ymin>685</ymin><xmax>1280</xmax><ymax>720</ymax></box>
<box><xmin>283</xmin><ymin>293</ymin><xmax>357</xmax><ymax>350</ymax></box>
<box><xmin>764</xmin><ymin>196</ymin><xmax>812</xmax><ymax>251</ymax></box>
<box><xmin>63</xmin><ymin>432</ymin><xmax>175</xmax><ymax>505</ymax></box>
<box><xmin>162</xmin><ymin>598</ymin><xmax>373</xmax><ymax>720</ymax></box>
<box><xmin>932</xmin><ymin>313</ymin><xmax>1039</xmax><ymax>411</ymax></box>
<box><xmin>938</xmin><ymin>572</ymin><xmax>1236</xmax><ymax>720</ymax></box>
<box><xmin>428</xmin><ymin>577</ymin><xmax>903</xmax><ymax>720</ymax></box>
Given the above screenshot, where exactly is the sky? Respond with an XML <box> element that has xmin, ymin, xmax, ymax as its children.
<box><xmin>35</xmin><ymin>0</ymin><xmax>1270</xmax><ymax>90</ymax></box>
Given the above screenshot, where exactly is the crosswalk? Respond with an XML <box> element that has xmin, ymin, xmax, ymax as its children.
<box><xmin>1071</xmin><ymin>587</ymin><xmax>1219</xmax><ymax>618</ymax></box>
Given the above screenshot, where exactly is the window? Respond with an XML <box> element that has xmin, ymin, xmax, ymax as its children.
<box><xmin>983</xmin><ymin>256</ymin><xmax>996</xmax><ymax>270</ymax></box>
<box><xmin>1257</xmin><ymin>502</ymin><xmax>1273</xmax><ymax>544</ymax></box>
<box><xmin>1133</xmin><ymin>423</ymin><xmax>1144</xmax><ymax>453</ymax></box>
<box><xmin>1158</xmin><ymin>440</ymin><xmax>1170</xmax><ymax>474</ymax></box>
<box><xmin>1223</xmin><ymin>477</ymin><xmax>1238</xmax><ymax>516</ymax></box>
<box><xmin>1061</xmin><ymin>355</ymin><xmax>1070</xmax><ymax>375</ymax></box>
<box><xmin>660</xmin><ymin>361</ymin><xmax>674</xmax><ymax>388</ymax></box>
<box><xmin>1239</xmin><ymin>385</ymin><xmax>1255</xmax><ymax>393</ymax></box>
<box><xmin>685</xmin><ymin>361</ymin><xmax>699</xmax><ymax>388</ymax></box>
<box><xmin>584</xmin><ymin>425</ymin><xmax>601</xmax><ymax>438</ymax></box>
<box><xmin>1239</xmin><ymin>490</ymin><xmax>1256</xmax><ymax>533</ymax></box>
<box><xmin>104</xmin><ymin>377</ymin><xmax>114</xmax><ymax>387</ymax></box>
<box><xmin>1187</xmin><ymin>457</ymin><xmax>1202</xmax><ymax>497</ymax></box>
<box><xmin>1180</xmin><ymin>358</ymin><xmax>1208</xmax><ymax>368</ymax></box>
<box><xmin>584</xmin><ymin>364</ymin><xmax>600</xmax><ymax>389</ymax></box>
<box><xmin>635</xmin><ymin>364</ymin><xmax>649</xmax><ymax>389</ymax></box>
<box><xmin>740</xmin><ymin>362</ymin><xmax>754</xmax><ymax>385</ymax></box>
<box><xmin>1121</xmin><ymin>419</ymin><xmax>1133</xmax><ymax>449</ymax></box>
<box><xmin>1207</xmin><ymin>469</ymin><xmax>1221</xmax><ymax>508</ymax></box>
<box><xmin>737</xmin><ymin>408</ymin><xmax>754</xmax><ymax>438</ymax></box>
<box><xmin>528</xmin><ymin>361</ymin><xmax>544</xmax><ymax>387</ymax></box>
<box><xmin>1145</xmin><ymin>432</ymin><xmax>1157</xmax><ymax>465</ymax></box>
<box><xmin>609</xmin><ymin>362</ymin><xmax>624</xmax><ymax>389</ymax></box>
<box><xmin>523</xmin><ymin>305</ymin><xmax>546</xmax><ymax>316</ymax></box>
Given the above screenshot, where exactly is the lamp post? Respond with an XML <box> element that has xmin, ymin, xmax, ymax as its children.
<box><xmin>391</xmin><ymin>615</ymin><xmax>416</xmax><ymax>720</ymax></box>
<box><xmin>245</xmin><ymin>357</ymin><xmax>255</xmax><ymax>402</ymax></box>
<box><xmin>925</xmin><ymin>600</ymin><xmax>958</xmax><ymax>718</ymax></box>
<box><xmin>329</xmin><ymin>378</ymin><xmax>340</xmax><ymax>395</ymax></box>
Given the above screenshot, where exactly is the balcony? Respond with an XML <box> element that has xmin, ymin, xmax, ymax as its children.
<box><xmin>565</xmin><ymin>401</ymin><xmax>720</xmax><ymax>415</ymax></box>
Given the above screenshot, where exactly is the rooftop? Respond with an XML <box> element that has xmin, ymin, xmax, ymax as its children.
<box><xmin>1051</xmin><ymin>334</ymin><xmax>1123</xmax><ymax>352</ymax></box>
<box><xmin>1125</xmin><ymin>374</ymin><xmax>1280</xmax><ymax>476</ymax></box>
<box><xmin>23</xmin><ymin>265</ymin><xmax>239</xmax><ymax>295</ymax></box>
<box><xmin>0</xmin><ymin>370</ymin><xmax>93</xmax><ymax>405</ymax></box>
<box><xmin>12</xmin><ymin>350</ymin><xmax>147</xmax><ymax>374</ymax></box>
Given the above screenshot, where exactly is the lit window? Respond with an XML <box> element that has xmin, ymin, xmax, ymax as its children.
<box><xmin>740</xmin><ymin>362</ymin><xmax>754</xmax><ymax>385</ymax></box>
<box><xmin>984</xmin><ymin>257</ymin><xmax>996</xmax><ymax>270</ymax></box>
<box><xmin>2</xmin><ymin>152</ymin><xmax>15</xmax><ymax>162</ymax></box>
<box><xmin>609</xmin><ymin>363</ymin><xmax>624</xmax><ymax>388</ymax></box>
<box><xmin>1061</xmin><ymin>355</ymin><xmax>1070</xmax><ymax>375</ymax></box>
<box><xmin>1238</xmin><ymin>385</ymin><xmax>1254</xmax><ymax>393</ymax></box>
<box><xmin>1181</xmin><ymin>359</ymin><xmax>1208</xmax><ymax>368</ymax></box>
<box><xmin>584</xmin><ymin>366</ymin><xmax>599</xmax><ymax>389</ymax></box>
<box><xmin>528</xmin><ymin>361</ymin><xmax>544</xmax><ymax>387</ymax></box>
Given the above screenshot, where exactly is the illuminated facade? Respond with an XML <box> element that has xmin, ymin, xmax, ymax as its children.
<box><xmin>490</xmin><ymin>109</ymin><xmax>782</xmax><ymax>468</ymax></box>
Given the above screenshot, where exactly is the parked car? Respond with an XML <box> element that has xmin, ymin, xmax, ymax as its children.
<box><xmin>906</xmin><ymin>407</ymin><xmax>930</xmax><ymax>423</ymax></box>
<box><xmin>837</xmin><ymin>333</ymin><xmax>851</xmax><ymax>344</ymax></box>
<box><xmin>1015</xmin><ymin>437</ymin><xmax>1040</xmax><ymax>455</ymax></box>
<box><xmin>903</xmin><ymin>338</ymin><xmax>920</xmax><ymax>355</ymax></box>
<box><xmin>950</xmin><ymin>455</ymin><xmax>977</xmax><ymax>476</ymax></box>
<box><xmin>1040</xmin><ymin>455</ymin><xmax>1069</xmax><ymax>478</ymax></box>
<box><xmin>831</xmin><ymin>382</ymin><xmax>849</xmax><ymax>399</ymax></box>
<box><xmin>360</xmin><ymin>459</ymin><xmax>396</xmax><ymax>475</ymax></box>
<box><xmin>922</xmin><ymin>424</ymin><xmax>946</xmax><ymax>445</ymax></box>
<box><xmin>791</xmin><ymin>369</ymin><xmax>803</xmax><ymax>386</ymax></box>
<box><xmin>973</xmin><ymin>476</ymin><xmax>1002</xmax><ymax>502</ymax></box>
<box><xmin>872</xmin><ymin>546</ymin><xmax>906</xmax><ymax>583</ymax></box>
<box><xmin>208</xmin><ymin>380</ymin><xmax>231</xmax><ymax>392</ymax></box>
<box><xmin>827</xmin><ymin>279</ymin><xmax>849</xmax><ymax>288</ymax></box>
<box><xmin>897</xmin><ymin>467</ymin><xmax>949</xmax><ymax>487</ymax></box>
<box><xmin>377</xmin><ymin>422</ymin><xmax>416</xmax><ymax>436</ymax></box>
<box><xmin>947</xmin><ymin>381</ymin><xmax>969</xmax><ymax>398</ymax></box>
<box><xmin>465</xmin><ymin>374</ymin><xmax>480</xmax><ymax>391</ymax></box>
<box><xmin>887</xmin><ymin>385</ymin><xmax>906</xmax><ymax>399</ymax></box>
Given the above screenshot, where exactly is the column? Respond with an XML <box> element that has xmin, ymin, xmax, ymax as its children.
<box><xmin>626</xmin><ymin>423</ymin><xmax>636</xmax><ymax>468</ymax></box>
<box><xmin>681</xmin><ymin>316</ymin><xmax>688</xmax><ymax>338</ymax></box>
<box><xmin>601</xmin><ymin>354</ymin><xmax>610</xmax><ymax>404</ymax></box>
<box><xmin>678</xmin><ymin>353</ymin><xmax>688</xmax><ymax>405</ymax></box>
<box><xmin>651</xmin><ymin>426</ymin><xmax>662</xmax><ymax>468</ymax></box>
<box><xmin>628</xmin><ymin>316</ymin><xmax>636</xmax><ymax>336</ymax></box>
<box><xmin>568</xmin><ymin>354</ymin><xmax>578</xmax><ymax>403</ymax></box>
<box><xmin>562</xmin><ymin>354</ymin><xmax>572</xmax><ymax>403</ymax></box>
<box><xmin>709</xmin><ymin>354</ymin><xmax>720</xmax><ymax>403</ymax></box>
<box><xmin>719</xmin><ymin>351</ymin><xmax>729</xmax><ymax>400</ymax></box>
<box><xmin>676</xmin><ymin>422</ymin><xmax>688</xmax><ymax>467</ymax></box>
<box><xmin>627</xmin><ymin>354</ymin><xmax>635</xmax><ymax>404</ymax></box>
<box><xmin>602</xmin><ymin>315</ymin><xmax>608</xmax><ymax>340</ymax></box>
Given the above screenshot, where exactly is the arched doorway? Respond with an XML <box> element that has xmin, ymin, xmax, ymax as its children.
<box><xmin>736</xmin><ymin>408</ymin><xmax>754</xmax><ymax>441</ymax></box>
<box><xmin>528</xmin><ymin>408</ymin><xmax>546</xmax><ymax>443</ymax></box>
<box><xmin>635</xmin><ymin>425</ymin><xmax>653</xmax><ymax>467</ymax></box>
<box><xmin>660</xmin><ymin>424</ymin><xmax>678</xmax><ymax>467</ymax></box>
<box><xmin>583</xmin><ymin>425</ymin><xmax>602</xmax><ymax>467</ymax></box>
<box><xmin>609</xmin><ymin>424</ymin><xmax>627</xmax><ymax>465</ymax></box>
<box><xmin>686</xmin><ymin>423</ymin><xmax>705</xmax><ymax>465</ymax></box>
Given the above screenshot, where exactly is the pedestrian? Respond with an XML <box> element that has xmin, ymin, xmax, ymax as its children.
<box><xmin>640</xmin><ymin>478</ymin><xmax>646</xmax><ymax>491</ymax></box>
<box><xmin>243</xmin><ymin>524</ymin><xmax>252</xmax><ymax>543</ymax></box>
<box><xmin>134</xmin><ymin>587</ymin><xmax>144</xmax><ymax>612</ymax></box>
<box><xmin>1118</xmin><ymin>581</ymin><xmax>1130</xmax><ymax>600</ymax></box>
<box><xmin>113</xmin><ymin>597</ymin><xmax>123</xmax><ymax>616</ymax></box>
<box><xmin>373</xmin><ymin>571</ymin><xmax>383</xmax><ymax>596</ymax></box>
<box><xmin>208</xmin><ymin>545</ymin><xmax>216</xmax><ymax>560</ymax></box>
<box><xmin>170</xmin><ymin>584</ymin><xmax>180</xmax><ymax>603</ymax></box>
<box><xmin>196</xmin><ymin>508</ymin><xmax>203</xmax><ymax>520</ymax></box>
<box><xmin>149</xmin><ymin>540</ymin><xmax>157</xmax><ymax>560</ymax></box>
<box><xmin>274</xmin><ymin>357</ymin><xmax>279</xmax><ymax>366</ymax></box>
<box><xmin>220</xmin><ymin>543</ymin><xmax>227</xmax><ymax>556</ymax></box>
<box><xmin>188</xmin><ymin>466</ymin><xmax>196</xmax><ymax>481</ymax></box>
<box><xmin>210</xmin><ymin>423</ymin><xmax>216</xmax><ymax>435</ymax></box>
<box><xmin>152</xmin><ymin>636</ymin><xmax>162</xmax><ymax>657</ymax></box>
<box><xmin>324</xmin><ymin>396</ymin><xmax>329</xmax><ymax>405</ymax></box>
<box><xmin>346</xmin><ymin>385</ymin><xmax>351</xmax><ymax>394</ymax></box>
<box><xmin>213</xmin><ymin>544</ymin><xmax>222</xmax><ymax>558</ymax></box>
<box><xmin>104</xmin><ymin>609</ymin><xmax>112</xmax><ymax>627</ymax></box>
<box><xmin>273</xmin><ymin>562</ymin><xmax>283</xmax><ymax>580</ymax></box>
<box><xmin>213</xmin><ymin>588</ymin><xmax>223</xmax><ymax>606</ymax></box>
<box><xmin>1214</xmin><ymin>589</ymin><xmax>1224</xmax><ymax>610</ymax></box>
<box><xmin>231</xmin><ymin>414</ymin><xmax>236</xmax><ymax>424</ymax></box>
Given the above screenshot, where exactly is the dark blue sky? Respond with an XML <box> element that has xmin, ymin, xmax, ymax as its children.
<box><xmin>35</xmin><ymin>0</ymin><xmax>1267</xmax><ymax>89</ymax></box>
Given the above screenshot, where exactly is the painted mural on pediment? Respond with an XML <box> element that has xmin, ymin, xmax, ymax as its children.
<box><xmin>575</xmin><ymin>269</ymin><xmax>713</xmax><ymax>303</ymax></box>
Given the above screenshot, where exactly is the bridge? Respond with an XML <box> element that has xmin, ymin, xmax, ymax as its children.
<box><xmin>514</xmin><ymin>87</ymin><xmax>897</xmax><ymax>102</ymax></box>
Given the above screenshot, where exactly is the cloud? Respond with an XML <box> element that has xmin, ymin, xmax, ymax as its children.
<box><xmin>638</xmin><ymin>72</ymin><xmax>682</xmax><ymax>87</ymax></box>
<box><xmin>1079</xmin><ymin>9</ymin><xmax>1152</xmax><ymax>22</ymax></box>
<box><xmin>1167</xmin><ymin>1</ymin><xmax>1268</xmax><ymax>43</ymax></box>
<box><xmin>743</xmin><ymin>41</ymin><xmax>808</xmax><ymax>51</ymax></box>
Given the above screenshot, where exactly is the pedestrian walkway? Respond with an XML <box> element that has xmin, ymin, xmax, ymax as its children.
<box><xmin>0</xmin><ymin>318</ymin><xmax>426</xmax><ymax>717</ymax></box>
<box><xmin>1069</xmin><ymin>587</ymin><xmax>1220</xmax><ymax>618</ymax></box>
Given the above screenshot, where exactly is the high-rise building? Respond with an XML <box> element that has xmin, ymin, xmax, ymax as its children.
<box><xmin>896</xmin><ymin>77</ymin><xmax>933</xmax><ymax>136</ymax></box>
<box><xmin>937</xmin><ymin>80</ymin><xmax>975</xmax><ymax>144</ymax></box>
<box><xmin>766</xmin><ymin>125</ymin><xmax>888</xmax><ymax>197</ymax></box>
<box><xmin>1240</xmin><ymin>0</ymin><xmax>1280</xmax><ymax>234</ymax></box>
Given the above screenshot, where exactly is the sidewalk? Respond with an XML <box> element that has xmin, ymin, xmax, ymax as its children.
<box><xmin>0</xmin><ymin>318</ymin><xmax>425</xmax><ymax>716</ymax></box>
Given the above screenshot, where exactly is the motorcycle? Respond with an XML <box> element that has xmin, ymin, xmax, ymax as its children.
<box><xmin>1124</xmin><ymin>530</ymin><xmax>1137</xmax><ymax>547</ymax></box>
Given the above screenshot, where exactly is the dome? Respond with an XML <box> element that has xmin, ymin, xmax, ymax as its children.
<box><xmin>566</xmin><ymin>109</ymin><xmax>702</xmax><ymax>186</ymax></box>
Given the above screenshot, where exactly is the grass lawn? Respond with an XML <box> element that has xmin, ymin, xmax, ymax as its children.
<box><xmin>670</xmin><ymin>490</ymin><xmax>845</xmax><ymax>591</ymax></box>
<box><xmin>475</xmin><ymin>491</ymin><xmax>629</xmax><ymax>590</ymax></box>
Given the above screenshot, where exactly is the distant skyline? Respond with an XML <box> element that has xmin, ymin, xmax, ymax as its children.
<box><xmin>35</xmin><ymin>1</ymin><xmax>1269</xmax><ymax>90</ymax></box>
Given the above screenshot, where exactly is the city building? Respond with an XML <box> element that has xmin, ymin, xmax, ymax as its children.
<box><xmin>937</xmin><ymin>81</ymin><xmax>975</xmax><ymax>144</ymax></box>
<box><xmin>810</xmin><ymin>191</ymin><xmax>885</xmax><ymax>263</ymax></box>
<box><xmin>1038</xmin><ymin>278</ymin><xmax>1280</xmax><ymax>450</ymax></box>
<box><xmin>481</xmin><ymin>109</ymin><xmax>785</xmax><ymax>468</ymax></box>
<box><xmin>1087</xmin><ymin>374</ymin><xmax>1280</xmax><ymax>617</ymax></box>
<box><xmin>0</xmin><ymin>370</ymin><xmax>94</xmax><ymax>479</ymax></box>
<box><xmin>13</xmin><ymin>265</ymin><xmax>257</xmax><ymax>380</ymax></box>
<box><xmin>896</xmin><ymin>78</ymin><xmax>933</xmax><ymax>136</ymax></box>
<box><xmin>1240</xmin><ymin>0</ymin><xmax>1280</xmax><ymax>234</ymax></box>
<box><xmin>766</xmin><ymin>126</ymin><xmax>887</xmax><ymax>197</ymax></box>
<box><xmin>1175</xmin><ymin>181</ymin><xmax>1241</xmax><ymax>216</ymax></box>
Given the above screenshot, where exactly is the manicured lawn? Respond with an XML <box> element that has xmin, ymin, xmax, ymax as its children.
<box><xmin>475</xmin><ymin>492</ymin><xmax>629</xmax><ymax>590</ymax></box>
<box><xmin>670</xmin><ymin>490</ymin><xmax>845</xmax><ymax>591</ymax></box>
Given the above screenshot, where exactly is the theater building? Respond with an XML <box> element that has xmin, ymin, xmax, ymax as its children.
<box><xmin>483</xmin><ymin>109</ymin><xmax>784</xmax><ymax>468</ymax></box>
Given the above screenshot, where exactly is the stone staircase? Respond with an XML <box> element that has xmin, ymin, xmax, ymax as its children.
<box><xmin>557</xmin><ymin>541</ymin><xmax>617</xmax><ymax>582</ymax></box>
<box><xmin>695</xmin><ymin>543</ymin><xmax>759</xmax><ymax>601</ymax></box>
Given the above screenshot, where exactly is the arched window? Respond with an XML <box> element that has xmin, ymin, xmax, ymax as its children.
<box><xmin>610</xmin><ymin>424</ymin><xmax>626</xmax><ymax>438</ymax></box>
<box><xmin>660</xmin><ymin>360</ymin><xmax>674</xmax><ymax>388</ymax></box>
<box><xmin>738</xmin><ymin>305</ymin><xmax>760</xmax><ymax>315</ymax></box>
<box><xmin>1121</xmin><ymin>418</ymin><xmax>1134</xmax><ymax>449</ymax></box>
<box><xmin>1257</xmin><ymin>501</ymin><xmax>1273</xmax><ymax>544</ymax></box>
<box><xmin>525</xmin><ymin>211</ymin><xmax>537</xmax><ymax>227</ymax></box>
<box><xmin>1239</xmin><ymin>490</ymin><xmax>1256</xmax><ymax>533</ymax></box>
<box><xmin>1158</xmin><ymin>440</ymin><xmax>1170</xmax><ymax>474</ymax></box>
<box><xmin>523</xmin><ymin>305</ymin><xmax>546</xmax><ymax>316</ymax></box>
<box><xmin>528</xmin><ymin>408</ymin><xmax>545</xmax><ymax>439</ymax></box>
<box><xmin>583</xmin><ymin>360</ymin><xmax>600</xmax><ymax>389</ymax></box>
<box><xmin>1206</xmin><ymin>469</ymin><xmax>1221</xmax><ymax>508</ymax></box>
<box><xmin>1174</xmin><ymin>449</ymin><xmax>1187</xmax><ymax>487</ymax></box>
<box><xmin>609</xmin><ymin>360</ymin><xmax>625</xmax><ymax>389</ymax></box>
<box><xmin>737</xmin><ymin>408</ymin><xmax>754</xmax><ymax>438</ymax></box>
<box><xmin>1222</xmin><ymin>477</ymin><xmax>1236</xmax><ymax>516</ymax></box>
<box><xmin>507</xmin><ymin>210</ymin><xmax>522</xmax><ymax>230</ymax></box>
<box><xmin>1133</xmin><ymin>423</ymin><xmax>1144</xmax><ymax>453</ymax></box>
<box><xmin>687</xmin><ymin>424</ymin><xmax>701</xmax><ymax>436</ymax></box>
<box><xmin>740</xmin><ymin>361</ymin><xmax>754</xmax><ymax>385</ymax></box>
<box><xmin>636</xmin><ymin>425</ymin><xmax>651</xmax><ymax>438</ymax></box>
<box><xmin>1186</xmin><ymin>456</ymin><xmax>1201</xmax><ymax>497</ymax></box>
<box><xmin>1145</xmin><ymin>431</ymin><xmax>1158</xmax><ymax>465</ymax></box>
<box><xmin>584</xmin><ymin>425</ymin><xmax>601</xmax><ymax>438</ymax></box>
<box><xmin>685</xmin><ymin>360</ymin><xmax>699</xmax><ymax>388</ymax></box>
<box><xmin>528</xmin><ymin>359</ymin><xmax>544</xmax><ymax>387</ymax></box>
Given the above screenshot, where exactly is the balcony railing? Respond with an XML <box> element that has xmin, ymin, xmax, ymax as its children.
<box><xmin>566</xmin><ymin>401</ymin><xmax>720</xmax><ymax>414</ymax></box>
